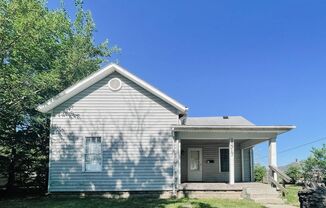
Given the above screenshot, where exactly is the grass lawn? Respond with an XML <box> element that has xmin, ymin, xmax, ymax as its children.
<box><xmin>0</xmin><ymin>197</ymin><xmax>264</xmax><ymax>208</ymax></box>
<box><xmin>284</xmin><ymin>184</ymin><xmax>301</xmax><ymax>207</ymax></box>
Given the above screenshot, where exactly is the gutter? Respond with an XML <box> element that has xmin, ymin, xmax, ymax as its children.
<box><xmin>172</xmin><ymin>125</ymin><xmax>296</xmax><ymax>134</ymax></box>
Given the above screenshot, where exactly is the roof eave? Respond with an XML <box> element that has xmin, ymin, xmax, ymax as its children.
<box><xmin>36</xmin><ymin>63</ymin><xmax>187</xmax><ymax>114</ymax></box>
<box><xmin>172</xmin><ymin>125</ymin><xmax>296</xmax><ymax>134</ymax></box>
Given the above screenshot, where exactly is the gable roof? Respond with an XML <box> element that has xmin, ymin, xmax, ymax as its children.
<box><xmin>184</xmin><ymin>116</ymin><xmax>254</xmax><ymax>126</ymax></box>
<box><xmin>36</xmin><ymin>63</ymin><xmax>188</xmax><ymax>113</ymax></box>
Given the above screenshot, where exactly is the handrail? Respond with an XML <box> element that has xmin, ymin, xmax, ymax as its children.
<box><xmin>269</xmin><ymin>165</ymin><xmax>291</xmax><ymax>183</ymax></box>
<box><xmin>268</xmin><ymin>165</ymin><xmax>292</xmax><ymax>196</ymax></box>
<box><xmin>268</xmin><ymin>175</ymin><xmax>287</xmax><ymax>194</ymax></box>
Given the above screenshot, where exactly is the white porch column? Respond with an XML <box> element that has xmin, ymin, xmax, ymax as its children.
<box><xmin>177</xmin><ymin>138</ymin><xmax>181</xmax><ymax>186</ymax></box>
<box><xmin>268</xmin><ymin>137</ymin><xmax>277</xmax><ymax>181</ymax></box>
<box><xmin>229</xmin><ymin>138</ymin><xmax>235</xmax><ymax>185</ymax></box>
<box><xmin>250</xmin><ymin>148</ymin><xmax>254</xmax><ymax>182</ymax></box>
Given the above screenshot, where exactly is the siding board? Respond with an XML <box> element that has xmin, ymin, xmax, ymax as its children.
<box><xmin>49</xmin><ymin>72</ymin><xmax>179</xmax><ymax>192</ymax></box>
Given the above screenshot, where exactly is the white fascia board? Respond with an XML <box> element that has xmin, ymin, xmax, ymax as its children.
<box><xmin>172</xmin><ymin>125</ymin><xmax>296</xmax><ymax>134</ymax></box>
<box><xmin>36</xmin><ymin>66</ymin><xmax>115</xmax><ymax>113</ymax></box>
<box><xmin>37</xmin><ymin>63</ymin><xmax>187</xmax><ymax>113</ymax></box>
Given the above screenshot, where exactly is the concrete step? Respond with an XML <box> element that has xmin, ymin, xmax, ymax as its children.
<box><xmin>248</xmin><ymin>192</ymin><xmax>280</xmax><ymax>199</ymax></box>
<box><xmin>245</xmin><ymin>188</ymin><xmax>279</xmax><ymax>194</ymax></box>
<box><xmin>178</xmin><ymin>191</ymin><xmax>241</xmax><ymax>199</ymax></box>
<box><xmin>242</xmin><ymin>184</ymin><xmax>291</xmax><ymax>207</ymax></box>
<box><xmin>253</xmin><ymin>198</ymin><xmax>285</xmax><ymax>205</ymax></box>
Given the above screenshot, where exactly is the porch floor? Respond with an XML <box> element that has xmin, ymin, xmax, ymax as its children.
<box><xmin>179</xmin><ymin>182</ymin><xmax>268</xmax><ymax>191</ymax></box>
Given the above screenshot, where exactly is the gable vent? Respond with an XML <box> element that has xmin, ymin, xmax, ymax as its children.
<box><xmin>223</xmin><ymin>116</ymin><xmax>229</xmax><ymax>119</ymax></box>
<box><xmin>108</xmin><ymin>78</ymin><xmax>122</xmax><ymax>91</ymax></box>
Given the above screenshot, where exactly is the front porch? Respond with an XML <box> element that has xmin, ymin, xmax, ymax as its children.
<box><xmin>173</xmin><ymin>121</ymin><xmax>295</xmax><ymax>186</ymax></box>
<box><xmin>180</xmin><ymin>139</ymin><xmax>255</xmax><ymax>183</ymax></box>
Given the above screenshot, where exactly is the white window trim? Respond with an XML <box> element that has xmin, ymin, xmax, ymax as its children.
<box><xmin>219</xmin><ymin>147</ymin><xmax>229</xmax><ymax>173</ymax></box>
<box><xmin>83</xmin><ymin>137</ymin><xmax>103</xmax><ymax>172</ymax></box>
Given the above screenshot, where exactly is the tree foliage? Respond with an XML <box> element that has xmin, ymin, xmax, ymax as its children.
<box><xmin>285</xmin><ymin>164</ymin><xmax>303</xmax><ymax>184</ymax></box>
<box><xmin>0</xmin><ymin>0</ymin><xmax>118</xmax><ymax>191</ymax></box>
<box><xmin>254</xmin><ymin>164</ymin><xmax>266</xmax><ymax>182</ymax></box>
<box><xmin>302</xmin><ymin>144</ymin><xmax>326</xmax><ymax>183</ymax></box>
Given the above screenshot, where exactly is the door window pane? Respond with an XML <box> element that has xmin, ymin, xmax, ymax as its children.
<box><xmin>190</xmin><ymin>150</ymin><xmax>200</xmax><ymax>170</ymax></box>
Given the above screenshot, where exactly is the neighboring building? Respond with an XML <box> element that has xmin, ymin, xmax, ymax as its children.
<box><xmin>37</xmin><ymin>64</ymin><xmax>295</xmax><ymax>193</ymax></box>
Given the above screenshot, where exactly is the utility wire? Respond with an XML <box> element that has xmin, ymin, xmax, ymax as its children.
<box><xmin>278</xmin><ymin>136</ymin><xmax>326</xmax><ymax>154</ymax></box>
<box><xmin>256</xmin><ymin>136</ymin><xmax>326</xmax><ymax>160</ymax></box>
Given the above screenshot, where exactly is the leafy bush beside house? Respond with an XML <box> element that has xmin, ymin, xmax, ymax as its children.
<box><xmin>254</xmin><ymin>164</ymin><xmax>267</xmax><ymax>182</ymax></box>
<box><xmin>285</xmin><ymin>164</ymin><xmax>303</xmax><ymax>184</ymax></box>
<box><xmin>302</xmin><ymin>144</ymin><xmax>326</xmax><ymax>183</ymax></box>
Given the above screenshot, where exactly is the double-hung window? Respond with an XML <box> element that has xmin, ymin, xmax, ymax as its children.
<box><xmin>219</xmin><ymin>147</ymin><xmax>229</xmax><ymax>172</ymax></box>
<box><xmin>84</xmin><ymin>137</ymin><xmax>102</xmax><ymax>172</ymax></box>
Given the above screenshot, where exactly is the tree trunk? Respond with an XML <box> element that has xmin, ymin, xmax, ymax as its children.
<box><xmin>6</xmin><ymin>147</ymin><xmax>16</xmax><ymax>192</ymax></box>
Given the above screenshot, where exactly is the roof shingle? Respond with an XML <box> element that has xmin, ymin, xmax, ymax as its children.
<box><xmin>184</xmin><ymin>116</ymin><xmax>254</xmax><ymax>126</ymax></box>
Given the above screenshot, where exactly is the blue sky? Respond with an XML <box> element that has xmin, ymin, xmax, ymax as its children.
<box><xmin>48</xmin><ymin>1</ymin><xmax>326</xmax><ymax>166</ymax></box>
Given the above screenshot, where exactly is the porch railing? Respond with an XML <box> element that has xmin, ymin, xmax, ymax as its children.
<box><xmin>268</xmin><ymin>165</ymin><xmax>292</xmax><ymax>196</ymax></box>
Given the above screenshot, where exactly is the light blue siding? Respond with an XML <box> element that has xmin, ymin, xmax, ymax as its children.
<box><xmin>49</xmin><ymin>72</ymin><xmax>179</xmax><ymax>192</ymax></box>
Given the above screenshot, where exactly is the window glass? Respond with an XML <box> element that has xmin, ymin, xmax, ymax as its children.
<box><xmin>85</xmin><ymin>137</ymin><xmax>102</xmax><ymax>172</ymax></box>
<box><xmin>220</xmin><ymin>148</ymin><xmax>229</xmax><ymax>172</ymax></box>
<box><xmin>190</xmin><ymin>150</ymin><xmax>200</xmax><ymax>170</ymax></box>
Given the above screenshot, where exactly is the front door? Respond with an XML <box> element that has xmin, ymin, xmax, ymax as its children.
<box><xmin>187</xmin><ymin>148</ymin><xmax>202</xmax><ymax>181</ymax></box>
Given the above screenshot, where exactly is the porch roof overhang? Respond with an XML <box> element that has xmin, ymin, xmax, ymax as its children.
<box><xmin>172</xmin><ymin>125</ymin><xmax>295</xmax><ymax>142</ymax></box>
<box><xmin>173</xmin><ymin>125</ymin><xmax>295</xmax><ymax>133</ymax></box>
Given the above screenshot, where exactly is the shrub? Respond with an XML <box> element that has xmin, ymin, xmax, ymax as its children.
<box><xmin>285</xmin><ymin>164</ymin><xmax>303</xmax><ymax>183</ymax></box>
<box><xmin>254</xmin><ymin>164</ymin><xmax>267</xmax><ymax>182</ymax></box>
<box><xmin>302</xmin><ymin>144</ymin><xmax>326</xmax><ymax>183</ymax></box>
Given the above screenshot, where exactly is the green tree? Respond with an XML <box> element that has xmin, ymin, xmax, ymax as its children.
<box><xmin>302</xmin><ymin>144</ymin><xmax>326</xmax><ymax>182</ymax></box>
<box><xmin>0</xmin><ymin>0</ymin><xmax>118</xmax><ymax>191</ymax></box>
<box><xmin>285</xmin><ymin>164</ymin><xmax>302</xmax><ymax>183</ymax></box>
<box><xmin>254</xmin><ymin>164</ymin><xmax>267</xmax><ymax>182</ymax></box>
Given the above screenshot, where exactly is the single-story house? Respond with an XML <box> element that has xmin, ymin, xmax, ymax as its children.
<box><xmin>37</xmin><ymin>64</ymin><xmax>295</xmax><ymax>194</ymax></box>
